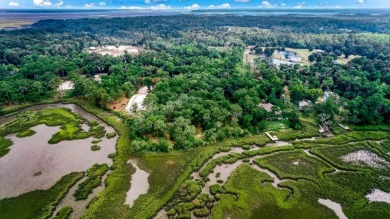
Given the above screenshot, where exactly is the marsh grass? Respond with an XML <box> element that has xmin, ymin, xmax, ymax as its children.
<box><xmin>0</xmin><ymin>136</ymin><xmax>12</xmax><ymax>157</ymax></box>
<box><xmin>91</xmin><ymin>145</ymin><xmax>101</xmax><ymax>151</ymax></box>
<box><xmin>74</xmin><ymin>164</ymin><xmax>109</xmax><ymax>200</ymax></box>
<box><xmin>53</xmin><ymin>206</ymin><xmax>73</xmax><ymax>219</ymax></box>
<box><xmin>254</xmin><ymin>150</ymin><xmax>334</xmax><ymax>182</ymax></box>
<box><xmin>211</xmin><ymin>164</ymin><xmax>335</xmax><ymax>219</ymax></box>
<box><xmin>16</xmin><ymin>129</ymin><xmax>36</xmax><ymax>138</ymax></box>
<box><xmin>0</xmin><ymin>172</ymin><xmax>83</xmax><ymax>219</ymax></box>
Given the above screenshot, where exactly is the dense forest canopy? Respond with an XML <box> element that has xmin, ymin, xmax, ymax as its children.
<box><xmin>0</xmin><ymin>14</ymin><xmax>389</xmax><ymax>151</ymax></box>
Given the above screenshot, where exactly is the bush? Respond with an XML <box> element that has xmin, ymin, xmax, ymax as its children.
<box><xmin>209</xmin><ymin>184</ymin><xmax>224</xmax><ymax>195</ymax></box>
<box><xmin>178</xmin><ymin>180</ymin><xmax>201</xmax><ymax>202</ymax></box>
<box><xmin>193</xmin><ymin>207</ymin><xmax>210</xmax><ymax>218</ymax></box>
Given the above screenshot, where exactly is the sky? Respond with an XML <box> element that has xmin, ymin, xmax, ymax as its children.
<box><xmin>0</xmin><ymin>0</ymin><xmax>389</xmax><ymax>9</ymax></box>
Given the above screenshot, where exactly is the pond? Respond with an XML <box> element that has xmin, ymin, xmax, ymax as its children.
<box><xmin>0</xmin><ymin>104</ymin><xmax>118</xmax><ymax>199</ymax></box>
<box><xmin>125</xmin><ymin>159</ymin><xmax>150</xmax><ymax>207</ymax></box>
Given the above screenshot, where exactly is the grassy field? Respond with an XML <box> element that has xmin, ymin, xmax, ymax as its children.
<box><xmin>264</xmin><ymin>121</ymin><xmax>290</xmax><ymax>131</ymax></box>
<box><xmin>0</xmin><ymin>19</ymin><xmax>34</xmax><ymax>29</ymax></box>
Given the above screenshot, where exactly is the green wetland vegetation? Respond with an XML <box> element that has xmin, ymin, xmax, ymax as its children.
<box><xmin>0</xmin><ymin>11</ymin><xmax>389</xmax><ymax>219</ymax></box>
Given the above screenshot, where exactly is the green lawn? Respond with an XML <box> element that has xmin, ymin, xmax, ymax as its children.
<box><xmin>264</xmin><ymin>121</ymin><xmax>290</xmax><ymax>131</ymax></box>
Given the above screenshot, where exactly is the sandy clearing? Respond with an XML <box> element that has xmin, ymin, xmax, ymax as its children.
<box><xmin>365</xmin><ymin>189</ymin><xmax>390</xmax><ymax>204</ymax></box>
<box><xmin>341</xmin><ymin>150</ymin><xmax>389</xmax><ymax>168</ymax></box>
<box><xmin>125</xmin><ymin>86</ymin><xmax>149</xmax><ymax>113</ymax></box>
<box><xmin>58</xmin><ymin>81</ymin><xmax>74</xmax><ymax>90</ymax></box>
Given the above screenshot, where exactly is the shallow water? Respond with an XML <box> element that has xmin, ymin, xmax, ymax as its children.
<box><xmin>202</xmin><ymin>160</ymin><xmax>244</xmax><ymax>194</ymax></box>
<box><xmin>125</xmin><ymin>160</ymin><xmax>150</xmax><ymax>206</ymax></box>
<box><xmin>0</xmin><ymin>124</ymin><xmax>117</xmax><ymax>198</ymax></box>
<box><xmin>250</xmin><ymin>162</ymin><xmax>289</xmax><ymax>188</ymax></box>
<box><xmin>154</xmin><ymin>209</ymin><xmax>168</xmax><ymax>219</ymax></box>
<box><xmin>318</xmin><ymin>199</ymin><xmax>348</xmax><ymax>219</ymax></box>
<box><xmin>52</xmin><ymin>172</ymin><xmax>109</xmax><ymax>219</ymax></box>
<box><xmin>265</xmin><ymin>141</ymin><xmax>291</xmax><ymax>147</ymax></box>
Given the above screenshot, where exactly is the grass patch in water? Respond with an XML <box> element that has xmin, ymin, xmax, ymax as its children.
<box><xmin>48</xmin><ymin>122</ymin><xmax>106</xmax><ymax>144</ymax></box>
<box><xmin>0</xmin><ymin>136</ymin><xmax>12</xmax><ymax>157</ymax></box>
<box><xmin>74</xmin><ymin>164</ymin><xmax>109</xmax><ymax>200</ymax></box>
<box><xmin>16</xmin><ymin>129</ymin><xmax>36</xmax><ymax>138</ymax></box>
<box><xmin>0</xmin><ymin>172</ymin><xmax>83</xmax><ymax>219</ymax></box>
<box><xmin>91</xmin><ymin>145</ymin><xmax>101</xmax><ymax>151</ymax></box>
<box><xmin>106</xmin><ymin>132</ymin><xmax>117</xmax><ymax>139</ymax></box>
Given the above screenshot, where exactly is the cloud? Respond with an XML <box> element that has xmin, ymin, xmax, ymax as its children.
<box><xmin>84</xmin><ymin>3</ymin><xmax>95</xmax><ymax>8</ymax></box>
<box><xmin>208</xmin><ymin>3</ymin><xmax>231</xmax><ymax>9</ymax></box>
<box><xmin>33</xmin><ymin>0</ymin><xmax>63</xmax><ymax>7</ymax></box>
<box><xmin>280</xmin><ymin>3</ymin><xmax>286</xmax><ymax>6</ymax></box>
<box><xmin>120</xmin><ymin>6</ymin><xmax>144</xmax><ymax>9</ymax></box>
<box><xmin>8</xmin><ymin>1</ymin><xmax>20</xmax><ymax>7</ymax></box>
<box><xmin>294</xmin><ymin>2</ymin><xmax>305</xmax><ymax>8</ymax></box>
<box><xmin>234</xmin><ymin>0</ymin><xmax>251</xmax><ymax>2</ymax></box>
<box><xmin>260</xmin><ymin>1</ymin><xmax>273</xmax><ymax>7</ymax></box>
<box><xmin>358</xmin><ymin>0</ymin><xmax>364</xmax><ymax>3</ymax></box>
<box><xmin>98</xmin><ymin>2</ymin><xmax>106</xmax><ymax>6</ymax></box>
<box><xmin>184</xmin><ymin>4</ymin><xmax>200</xmax><ymax>10</ymax></box>
<box><xmin>261</xmin><ymin>1</ymin><xmax>271</xmax><ymax>6</ymax></box>
<box><xmin>144</xmin><ymin>0</ymin><xmax>151</xmax><ymax>3</ymax></box>
<box><xmin>33</xmin><ymin>0</ymin><xmax>52</xmax><ymax>6</ymax></box>
<box><xmin>150</xmin><ymin>4</ymin><xmax>171</xmax><ymax>10</ymax></box>
<box><xmin>120</xmin><ymin>4</ymin><xmax>171</xmax><ymax>10</ymax></box>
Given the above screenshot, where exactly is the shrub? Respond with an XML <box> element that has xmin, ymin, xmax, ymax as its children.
<box><xmin>209</xmin><ymin>184</ymin><xmax>224</xmax><ymax>195</ymax></box>
<box><xmin>193</xmin><ymin>207</ymin><xmax>210</xmax><ymax>217</ymax></box>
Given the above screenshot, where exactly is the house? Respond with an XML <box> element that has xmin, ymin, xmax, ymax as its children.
<box><xmin>323</xmin><ymin>91</ymin><xmax>339</xmax><ymax>101</ymax></box>
<box><xmin>258</xmin><ymin>103</ymin><xmax>274</xmax><ymax>112</ymax></box>
<box><xmin>258</xmin><ymin>103</ymin><xmax>283</xmax><ymax>120</ymax></box>
<box><xmin>89</xmin><ymin>47</ymin><xmax>97</xmax><ymax>51</ymax></box>
<box><xmin>298</xmin><ymin>100</ymin><xmax>312</xmax><ymax>110</ymax></box>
